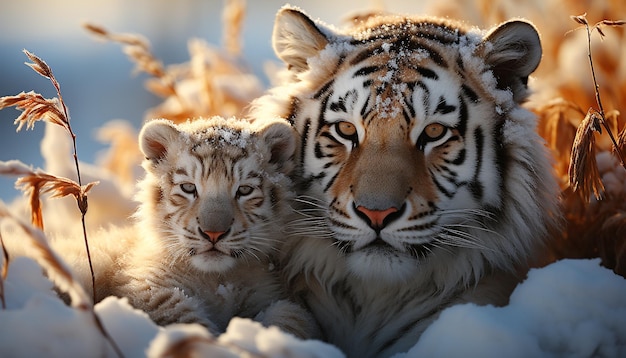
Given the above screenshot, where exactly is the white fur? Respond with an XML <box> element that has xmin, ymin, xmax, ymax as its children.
<box><xmin>6</xmin><ymin>116</ymin><xmax>319</xmax><ymax>340</ymax></box>
<box><xmin>251</xmin><ymin>8</ymin><xmax>560</xmax><ymax>357</ymax></box>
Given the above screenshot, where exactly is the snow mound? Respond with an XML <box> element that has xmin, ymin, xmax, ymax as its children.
<box><xmin>1</xmin><ymin>256</ymin><xmax>625</xmax><ymax>357</ymax></box>
<box><xmin>399</xmin><ymin>259</ymin><xmax>626</xmax><ymax>358</ymax></box>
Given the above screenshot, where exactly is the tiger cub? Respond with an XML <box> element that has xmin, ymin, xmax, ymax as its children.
<box><xmin>51</xmin><ymin>116</ymin><xmax>318</xmax><ymax>338</ymax></box>
<box><xmin>250</xmin><ymin>6</ymin><xmax>560</xmax><ymax>357</ymax></box>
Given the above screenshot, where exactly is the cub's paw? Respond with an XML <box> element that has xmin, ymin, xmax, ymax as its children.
<box><xmin>255</xmin><ymin>299</ymin><xmax>321</xmax><ymax>339</ymax></box>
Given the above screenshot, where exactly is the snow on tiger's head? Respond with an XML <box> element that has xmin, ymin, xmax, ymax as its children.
<box><xmin>252</xmin><ymin>6</ymin><xmax>560</xmax><ymax>286</ymax></box>
<box><xmin>134</xmin><ymin>116</ymin><xmax>297</xmax><ymax>273</ymax></box>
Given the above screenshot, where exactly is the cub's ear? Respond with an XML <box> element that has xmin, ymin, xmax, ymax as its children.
<box><xmin>272</xmin><ymin>6</ymin><xmax>330</xmax><ymax>73</ymax></box>
<box><xmin>139</xmin><ymin>119</ymin><xmax>179</xmax><ymax>161</ymax></box>
<box><xmin>257</xmin><ymin>120</ymin><xmax>297</xmax><ymax>175</ymax></box>
<box><xmin>483</xmin><ymin>20</ymin><xmax>542</xmax><ymax>102</ymax></box>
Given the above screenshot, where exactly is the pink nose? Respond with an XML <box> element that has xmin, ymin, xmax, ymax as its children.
<box><xmin>355</xmin><ymin>206</ymin><xmax>398</xmax><ymax>230</ymax></box>
<box><xmin>204</xmin><ymin>231</ymin><xmax>226</xmax><ymax>244</ymax></box>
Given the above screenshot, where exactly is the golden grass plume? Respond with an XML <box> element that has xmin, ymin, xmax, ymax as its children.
<box><xmin>0</xmin><ymin>160</ymin><xmax>97</xmax><ymax>230</ymax></box>
<box><xmin>83</xmin><ymin>0</ymin><xmax>261</xmax><ymax>124</ymax></box>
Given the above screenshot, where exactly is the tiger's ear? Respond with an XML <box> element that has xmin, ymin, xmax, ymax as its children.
<box><xmin>258</xmin><ymin>121</ymin><xmax>297</xmax><ymax>175</ymax></box>
<box><xmin>139</xmin><ymin>119</ymin><xmax>179</xmax><ymax>161</ymax></box>
<box><xmin>482</xmin><ymin>20</ymin><xmax>542</xmax><ymax>102</ymax></box>
<box><xmin>272</xmin><ymin>6</ymin><xmax>330</xmax><ymax>73</ymax></box>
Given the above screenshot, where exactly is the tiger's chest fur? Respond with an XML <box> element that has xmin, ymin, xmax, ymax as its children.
<box><xmin>252</xmin><ymin>6</ymin><xmax>560</xmax><ymax>357</ymax></box>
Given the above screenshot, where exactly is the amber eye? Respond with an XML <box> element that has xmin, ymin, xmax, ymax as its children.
<box><xmin>335</xmin><ymin>121</ymin><xmax>357</xmax><ymax>141</ymax></box>
<box><xmin>423</xmin><ymin>123</ymin><xmax>446</xmax><ymax>141</ymax></box>
<box><xmin>180</xmin><ymin>183</ymin><xmax>197</xmax><ymax>195</ymax></box>
<box><xmin>236</xmin><ymin>185</ymin><xmax>254</xmax><ymax>197</ymax></box>
<box><xmin>417</xmin><ymin>123</ymin><xmax>449</xmax><ymax>151</ymax></box>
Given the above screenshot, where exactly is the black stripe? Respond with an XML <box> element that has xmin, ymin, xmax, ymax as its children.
<box><xmin>430</xmin><ymin>170</ymin><xmax>453</xmax><ymax>198</ymax></box>
<box><xmin>360</xmin><ymin>95</ymin><xmax>371</xmax><ymax>118</ymax></box>
<box><xmin>314</xmin><ymin>142</ymin><xmax>326</xmax><ymax>159</ymax></box>
<box><xmin>353</xmin><ymin>65</ymin><xmax>381</xmax><ymax>77</ymax></box>
<box><xmin>313</xmin><ymin>79</ymin><xmax>334</xmax><ymax>99</ymax></box>
<box><xmin>408</xmin><ymin>41</ymin><xmax>448</xmax><ymax>68</ymax></box>
<box><xmin>416</xmin><ymin>66</ymin><xmax>439</xmax><ymax>80</ymax></box>
<box><xmin>329</xmin><ymin>99</ymin><xmax>346</xmax><ymax>113</ymax></box>
<box><xmin>434</xmin><ymin>96</ymin><xmax>456</xmax><ymax>114</ymax></box>
<box><xmin>286</xmin><ymin>97</ymin><xmax>300</xmax><ymax>126</ymax></box>
<box><xmin>456</xmin><ymin>96</ymin><xmax>468</xmax><ymax>137</ymax></box>
<box><xmin>461</xmin><ymin>84</ymin><xmax>479</xmax><ymax>103</ymax></box>
<box><xmin>299</xmin><ymin>119</ymin><xmax>311</xmax><ymax>171</ymax></box>
<box><xmin>447</xmin><ymin>148</ymin><xmax>466</xmax><ymax>166</ymax></box>
<box><xmin>415</xmin><ymin>81</ymin><xmax>431</xmax><ymax>114</ymax></box>
<box><xmin>468</xmin><ymin>127</ymin><xmax>484</xmax><ymax>200</ymax></box>
<box><xmin>324</xmin><ymin>170</ymin><xmax>341</xmax><ymax>193</ymax></box>
<box><xmin>349</xmin><ymin>47</ymin><xmax>378</xmax><ymax>66</ymax></box>
<box><xmin>402</xmin><ymin>108</ymin><xmax>412</xmax><ymax>125</ymax></box>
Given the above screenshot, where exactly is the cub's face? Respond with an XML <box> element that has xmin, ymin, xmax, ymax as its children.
<box><xmin>138</xmin><ymin>118</ymin><xmax>295</xmax><ymax>273</ymax></box>
<box><xmin>271</xmin><ymin>9</ymin><xmax>543</xmax><ymax>281</ymax></box>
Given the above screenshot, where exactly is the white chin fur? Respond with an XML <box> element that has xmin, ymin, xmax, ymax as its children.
<box><xmin>191</xmin><ymin>254</ymin><xmax>236</xmax><ymax>273</ymax></box>
<box><xmin>346</xmin><ymin>249</ymin><xmax>419</xmax><ymax>283</ymax></box>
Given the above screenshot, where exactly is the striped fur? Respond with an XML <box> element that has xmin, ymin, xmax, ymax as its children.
<box><xmin>251</xmin><ymin>7</ymin><xmax>560</xmax><ymax>357</ymax></box>
<box><xmin>50</xmin><ymin>117</ymin><xmax>319</xmax><ymax>338</ymax></box>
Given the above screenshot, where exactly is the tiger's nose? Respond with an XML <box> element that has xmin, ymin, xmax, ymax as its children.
<box><xmin>199</xmin><ymin>229</ymin><xmax>228</xmax><ymax>244</ymax></box>
<box><xmin>355</xmin><ymin>205</ymin><xmax>399</xmax><ymax>231</ymax></box>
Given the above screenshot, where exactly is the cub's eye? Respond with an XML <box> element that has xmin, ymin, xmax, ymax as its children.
<box><xmin>335</xmin><ymin>121</ymin><xmax>358</xmax><ymax>142</ymax></box>
<box><xmin>236</xmin><ymin>185</ymin><xmax>254</xmax><ymax>197</ymax></box>
<box><xmin>180</xmin><ymin>183</ymin><xmax>196</xmax><ymax>195</ymax></box>
<box><xmin>423</xmin><ymin>123</ymin><xmax>446</xmax><ymax>141</ymax></box>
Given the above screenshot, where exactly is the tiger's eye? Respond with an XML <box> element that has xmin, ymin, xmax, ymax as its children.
<box><xmin>423</xmin><ymin>123</ymin><xmax>446</xmax><ymax>140</ymax></box>
<box><xmin>336</xmin><ymin>121</ymin><xmax>357</xmax><ymax>139</ymax></box>
<box><xmin>237</xmin><ymin>185</ymin><xmax>254</xmax><ymax>197</ymax></box>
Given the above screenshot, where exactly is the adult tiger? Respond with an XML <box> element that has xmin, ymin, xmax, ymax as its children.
<box><xmin>251</xmin><ymin>6</ymin><xmax>560</xmax><ymax>357</ymax></box>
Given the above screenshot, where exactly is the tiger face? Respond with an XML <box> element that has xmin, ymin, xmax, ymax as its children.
<box><xmin>137</xmin><ymin>117</ymin><xmax>296</xmax><ymax>273</ymax></box>
<box><xmin>258</xmin><ymin>7</ymin><xmax>558</xmax><ymax>284</ymax></box>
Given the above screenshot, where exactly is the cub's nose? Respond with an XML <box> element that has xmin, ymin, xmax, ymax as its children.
<box><xmin>198</xmin><ymin>227</ymin><xmax>229</xmax><ymax>243</ymax></box>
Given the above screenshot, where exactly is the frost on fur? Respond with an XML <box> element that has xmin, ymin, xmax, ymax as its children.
<box><xmin>250</xmin><ymin>7</ymin><xmax>561</xmax><ymax>357</ymax></box>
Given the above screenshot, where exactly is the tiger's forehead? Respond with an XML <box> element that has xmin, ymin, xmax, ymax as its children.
<box><xmin>348</xmin><ymin>15</ymin><xmax>474</xmax><ymax>44</ymax></box>
<box><xmin>325</xmin><ymin>47</ymin><xmax>466</xmax><ymax>126</ymax></box>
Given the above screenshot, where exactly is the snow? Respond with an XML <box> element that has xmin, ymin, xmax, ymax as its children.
<box><xmin>400</xmin><ymin>259</ymin><xmax>626</xmax><ymax>358</ymax></box>
<box><xmin>1</xmin><ymin>253</ymin><xmax>625</xmax><ymax>357</ymax></box>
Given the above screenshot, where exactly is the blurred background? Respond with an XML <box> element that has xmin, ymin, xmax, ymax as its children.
<box><xmin>0</xmin><ymin>0</ymin><xmax>621</xmax><ymax>204</ymax></box>
<box><xmin>0</xmin><ymin>0</ymin><xmax>437</xmax><ymax>202</ymax></box>
<box><xmin>1</xmin><ymin>0</ymin><xmax>624</xmax><ymax>273</ymax></box>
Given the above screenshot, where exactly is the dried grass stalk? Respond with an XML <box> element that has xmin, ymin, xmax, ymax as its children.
<box><xmin>0</xmin><ymin>160</ymin><xmax>98</xmax><ymax>230</ymax></box>
<box><xmin>222</xmin><ymin>0</ymin><xmax>246</xmax><ymax>56</ymax></box>
<box><xmin>567</xmin><ymin>14</ymin><xmax>626</xmax><ymax>201</ymax></box>
<box><xmin>617</xmin><ymin>126</ymin><xmax>626</xmax><ymax>157</ymax></box>
<box><xmin>0</xmin><ymin>204</ymin><xmax>91</xmax><ymax>309</ymax></box>
<box><xmin>0</xmin><ymin>91</ymin><xmax>67</xmax><ymax>132</ymax></box>
<box><xmin>23</xmin><ymin>50</ymin><xmax>71</xmax><ymax>132</ymax></box>
<box><xmin>568</xmin><ymin>108</ymin><xmax>605</xmax><ymax>200</ymax></box>
<box><xmin>83</xmin><ymin>22</ymin><xmax>175</xmax><ymax>93</ymax></box>
<box><xmin>0</xmin><ymin>51</ymin><xmax>99</xmax><ymax>305</ymax></box>
<box><xmin>0</xmin><ymin>205</ymin><xmax>125</xmax><ymax>357</ymax></box>
<box><xmin>535</xmin><ymin>99</ymin><xmax>584</xmax><ymax>184</ymax></box>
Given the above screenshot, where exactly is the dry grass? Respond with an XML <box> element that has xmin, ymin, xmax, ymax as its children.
<box><xmin>540</xmin><ymin>14</ymin><xmax>626</xmax><ymax>277</ymax></box>
<box><xmin>83</xmin><ymin>0</ymin><xmax>260</xmax><ymax>125</ymax></box>
<box><xmin>0</xmin><ymin>52</ymin><xmax>124</xmax><ymax>356</ymax></box>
